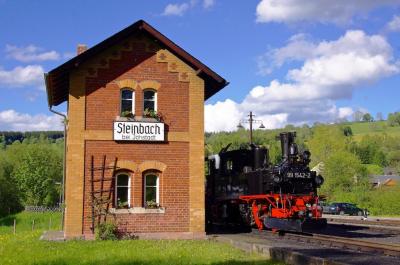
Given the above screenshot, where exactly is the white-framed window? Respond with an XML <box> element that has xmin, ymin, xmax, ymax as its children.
<box><xmin>115</xmin><ymin>172</ymin><xmax>131</xmax><ymax>209</ymax></box>
<box><xmin>143</xmin><ymin>89</ymin><xmax>157</xmax><ymax>113</ymax></box>
<box><xmin>144</xmin><ymin>173</ymin><xmax>159</xmax><ymax>207</ymax></box>
<box><xmin>120</xmin><ymin>89</ymin><xmax>135</xmax><ymax>117</ymax></box>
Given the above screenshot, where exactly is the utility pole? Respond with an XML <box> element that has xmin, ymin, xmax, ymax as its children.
<box><xmin>237</xmin><ymin>111</ymin><xmax>265</xmax><ymax>145</ymax></box>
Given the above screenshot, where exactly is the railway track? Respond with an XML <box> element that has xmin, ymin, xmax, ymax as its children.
<box><xmin>252</xmin><ymin>229</ymin><xmax>400</xmax><ymax>258</ymax></box>
<box><xmin>326</xmin><ymin>216</ymin><xmax>400</xmax><ymax>228</ymax></box>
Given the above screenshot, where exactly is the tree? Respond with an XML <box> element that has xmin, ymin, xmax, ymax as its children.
<box><xmin>322</xmin><ymin>151</ymin><xmax>367</xmax><ymax>195</ymax></box>
<box><xmin>362</xmin><ymin>113</ymin><xmax>373</xmax><ymax>122</ymax></box>
<box><xmin>13</xmin><ymin>144</ymin><xmax>62</xmax><ymax>206</ymax></box>
<box><xmin>0</xmin><ymin>135</ymin><xmax>5</xmax><ymax>150</ymax></box>
<box><xmin>307</xmin><ymin>126</ymin><xmax>347</xmax><ymax>166</ymax></box>
<box><xmin>387</xmin><ymin>112</ymin><xmax>400</xmax><ymax>126</ymax></box>
<box><xmin>0</xmin><ymin>156</ymin><xmax>22</xmax><ymax>217</ymax></box>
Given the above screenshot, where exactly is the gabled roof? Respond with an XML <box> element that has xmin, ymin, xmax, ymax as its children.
<box><xmin>45</xmin><ymin>20</ymin><xmax>228</xmax><ymax>107</ymax></box>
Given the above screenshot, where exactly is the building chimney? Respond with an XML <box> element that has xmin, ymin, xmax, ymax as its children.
<box><xmin>77</xmin><ymin>44</ymin><xmax>87</xmax><ymax>55</ymax></box>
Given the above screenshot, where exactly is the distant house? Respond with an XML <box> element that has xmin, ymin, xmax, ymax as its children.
<box><xmin>371</xmin><ymin>175</ymin><xmax>400</xmax><ymax>187</ymax></box>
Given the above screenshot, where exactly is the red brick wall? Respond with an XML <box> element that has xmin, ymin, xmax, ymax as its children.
<box><xmin>85</xmin><ymin>43</ymin><xmax>189</xmax><ymax>132</ymax></box>
<box><xmin>83</xmin><ymin>141</ymin><xmax>190</xmax><ymax>234</ymax></box>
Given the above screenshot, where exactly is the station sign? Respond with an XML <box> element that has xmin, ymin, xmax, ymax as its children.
<box><xmin>113</xmin><ymin>121</ymin><xmax>165</xmax><ymax>141</ymax></box>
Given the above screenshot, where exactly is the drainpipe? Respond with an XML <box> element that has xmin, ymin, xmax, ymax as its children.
<box><xmin>44</xmin><ymin>73</ymin><xmax>67</xmax><ymax>231</ymax></box>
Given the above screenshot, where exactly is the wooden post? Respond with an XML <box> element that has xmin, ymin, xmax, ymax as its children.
<box><xmin>13</xmin><ymin>219</ymin><xmax>16</xmax><ymax>234</ymax></box>
<box><xmin>49</xmin><ymin>217</ymin><xmax>52</xmax><ymax>230</ymax></box>
<box><xmin>105</xmin><ymin>157</ymin><xmax>118</xmax><ymax>223</ymax></box>
<box><xmin>98</xmin><ymin>155</ymin><xmax>106</xmax><ymax>226</ymax></box>
<box><xmin>32</xmin><ymin>219</ymin><xmax>35</xmax><ymax>231</ymax></box>
<box><xmin>90</xmin><ymin>156</ymin><xmax>95</xmax><ymax>234</ymax></box>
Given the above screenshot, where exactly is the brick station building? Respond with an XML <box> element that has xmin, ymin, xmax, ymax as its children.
<box><xmin>45</xmin><ymin>20</ymin><xmax>228</xmax><ymax>239</ymax></box>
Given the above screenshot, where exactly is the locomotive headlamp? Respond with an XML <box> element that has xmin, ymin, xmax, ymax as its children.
<box><xmin>273</xmin><ymin>175</ymin><xmax>282</xmax><ymax>183</ymax></box>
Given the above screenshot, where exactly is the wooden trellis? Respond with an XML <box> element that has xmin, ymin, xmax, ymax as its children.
<box><xmin>89</xmin><ymin>155</ymin><xmax>118</xmax><ymax>234</ymax></box>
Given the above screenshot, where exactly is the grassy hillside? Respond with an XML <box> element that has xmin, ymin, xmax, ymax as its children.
<box><xmin>346</xmin><ymin>121</ymin><xmax>400</xmax><ymax>141</ymax></box>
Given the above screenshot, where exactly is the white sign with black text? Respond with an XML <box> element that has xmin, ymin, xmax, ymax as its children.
<box><xmin>113</xmin><ymin>121</ymin><xmax>165</xmax><ymax>141</ymax></box>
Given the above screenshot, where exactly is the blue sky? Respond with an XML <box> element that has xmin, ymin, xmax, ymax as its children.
<box><xmin>0</xmin><ymin>0</ymin><xmax>399</xmax><ymax>131</ymax></box>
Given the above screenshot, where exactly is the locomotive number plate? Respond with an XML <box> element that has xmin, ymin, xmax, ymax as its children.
<box><xmin>286</xmin><ymin>172</ymin><xmax>311</xmax><ymax>178</ymax></box>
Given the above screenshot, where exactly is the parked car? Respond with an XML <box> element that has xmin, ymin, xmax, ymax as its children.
<box><xmin>328</xmin><ymin>202</ymin><xmax>369</xmax><ymax>216</ymax></box>
<box><xmin>318</xmin><ymin>201</ymin><xmax>332</xmax><ymax>214</ymax></box>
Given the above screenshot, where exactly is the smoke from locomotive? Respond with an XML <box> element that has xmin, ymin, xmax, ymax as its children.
<box><xmin>206</xmin><ymin>131</ymin><xmax>326</xmax><ymax>232</ymax></box>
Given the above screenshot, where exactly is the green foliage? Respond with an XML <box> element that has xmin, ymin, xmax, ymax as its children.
<box><xmin>121</xmin><ymin>110</ymin><xmax>134</xmax><ymax>118</ymax></box>
<box><xmin>0</xmin><ymin>211</ymin><xmax>62</xmax><ymax>234</ymax></box>
<box><xmin>306</xmin><ymin>126</ymin><xmax>347</xmax><ymax>166</ymax></box>
<box><xmin>143</xmin><ymin>108</ymin><xmax>163</xmax><ymax>122</ymax></box>
<box><xmin>364</xmin><ymin>164</ymin><xmax>384</xmax><ymax>175</ymax></box>
<box><xmin>96</xmin><ymin>222</ymin><xmax>118</xmax><ymax>240</ymax></box>
<box><xmin>12</xmin><ymin>143</ymin><xmax>62</xmax><ymax>206</ymax></box>
<box><xmin>351</xmin><ymin>135</ymin><xmax>387</xmax><ymax>166</ymax></box>
<box><xmin>0</xmin><ymin>131</ymin><xmax>63</xmax><ymax>145</ymax></box>
<box><xmin>0</xmin><ymin>134</ymin><xmax>63</xmax><ymax>214</ymax></box>
<box><xmin>322</xmin><ymin>151</ymin><xmax>367</xmax><ymax>195</ymax></box>
<box><xmin>0</xmin><ymin>156</ymin><xmax>22</xmax><ymax>217</ymax></box>
<box><xmin>0</xmin><ymin>135</ymin><xmax>5</xmax><ymax>149</ymax></box>
<box><xmin>342</xmin><ymin>126</ymin><xmax>353</xmax><ymax>136</ymax></box>
<box><xmin>387</xmin><ymin>112</ymin><xmax>400</xmax><ymax>126</ymax></box>
<box><xmin>362</xmin><ymin>113</ymin><xmax>373</xmax><ymax>122</ymax></box>
<box><xmin>328</xmin><ymin>186</ymin><xmax>400</xmax><ymax>216</ymax></box>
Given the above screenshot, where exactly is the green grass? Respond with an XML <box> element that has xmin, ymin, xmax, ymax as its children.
<box><xmin>0</xmin><ymin>211</ymin><xmax>62</xmax><ymax>234</ymax></box>
<box><xmin>0</xmin><ymin>212</ymin><xmax>283</xmax><ymax>265</ymax></box>
<box><xmin>347</xmin><ymin>121</ymin><xmax>400</xmax><ymax>141</ymax></box>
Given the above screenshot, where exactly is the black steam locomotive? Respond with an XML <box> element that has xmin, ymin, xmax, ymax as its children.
<box><xmin>206</xmin><ymin>132</ymin><xmax>326</xmax><ymax>232</ymax></box>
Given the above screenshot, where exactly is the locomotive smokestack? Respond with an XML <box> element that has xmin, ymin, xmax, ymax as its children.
<box><xmin>252</xmin><ymin>145</ymin><xmax>268</xmax><ymax>170</ymax></box>
<box><xmin>279</xmin><ymin>132</ymin><xmax>296</xmax><ymax>160</ymax></box>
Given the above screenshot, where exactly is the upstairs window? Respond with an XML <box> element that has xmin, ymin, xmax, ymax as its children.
<box><xmin>115</xmin><ymin>173</ymin><xmax>131</xmax><ymax>209</ymax></box>
<box><xmin>144</xmin><ymin>173</ymin><xmax>159</xmax><ymax>208</ymax></box>
<box><xmin>120</xmin><ymin>89</ymin><xmax>135</xmax><ymax>117</ymax></box>
<box><xmin>143</xmin><ymin>90</ymin><xmax>157</xmax><ymax>113</ymax></box>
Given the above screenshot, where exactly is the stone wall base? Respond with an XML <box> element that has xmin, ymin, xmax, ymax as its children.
<box><xmin>135</xmin><ymin>232</ymin><xmax>206</xmax><ymax>240</ymax></box>
<box><xmin>75</xmin><ymin>232</ymin><xmax>206</xmax><ymax>240</ymax></box>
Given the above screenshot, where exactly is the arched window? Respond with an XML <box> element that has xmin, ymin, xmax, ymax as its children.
<box><xmin>144</xmin><ymin>172</ymin><xmax>159</xmax><ymax>207</ymax></box>
<box><xmin>115</xmin><ymin>172</ymin><xmax>131</xmax><ymax>209</ymax></box>
<box><xmin>120</xmin><ymin>89</ymin><xmax>135</xmax><ymax>117</ymax></box>
<box><xmin>143</xmin><ymin>89</ymin><xmax>157</xmax><ymax>113</ymax></box>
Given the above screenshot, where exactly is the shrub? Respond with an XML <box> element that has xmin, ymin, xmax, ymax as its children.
<box><xmin>95</xmin><ymin>222</ymin><xmax>118</xmax><ymax>240</ymax></box>
<box><xmin>365</xmin><ymin>164</ymin><xmax>384</xmax><ymax>175</ymax></box>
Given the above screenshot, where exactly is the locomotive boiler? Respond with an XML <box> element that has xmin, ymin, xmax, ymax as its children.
<box><xmin>205</xmin><ymin>131</ymin><xmax>327</xmax><ymax>232</ymax></box>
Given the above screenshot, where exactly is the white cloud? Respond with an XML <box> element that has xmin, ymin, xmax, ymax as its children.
<box><xmin>203</xmin><ymin>0</ymin><xmax>214</xmax><ymax>8</ymax></box>
<box><xmin>163</xmin><ymin>3</ymin><xmax>190</xmax><ymax>16</ymax></box>
<box><xmin>5</xmin><ymin>44</ymin><xmax>60</xmax><ymax>62</ymax></box>
<box><xmin>256</xmin><ymin>0</ymin><xmax>400</xmax><ymax>24</ymax></box>
<box><xmin>206</xmin><ymin>30</ymin><xmax>398</xmax><ymax>132</ymax></box>
<box><xmin>0</xmin><ymin>65</ymin><xmax>44</xmax><ymax>88</ymax></box>
<box><xmin>205</xmin><ymin>99</ymin><xmax>242</xmax><ymax>132</ymax></box>
<box><xmin>162</xmin><ymin>0</ymin><xmax>214</xmax><ymax>16</ymax></box>
<box><xmin>387</xmin><ymin>15</ymin><xmax>400</xmax><ymax>32</ymax></box>
<box><xmin>338</xmin><ymin>107</ymin><xmax>353</xmax><ymax>119</ymax></box>
<box><xmin>0</xmin><ymin>109</ymin><xmax>63</xmax><ymax>131</ymax></box>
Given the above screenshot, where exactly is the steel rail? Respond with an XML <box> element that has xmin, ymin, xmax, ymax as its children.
<box><xmin>326</xmin><ymin>217</ymin><xmax>400</xmax><ymax>228</ymax></box>
<box><xmin>252</xmin><ymin>229</ymin><xmax>400</xmax><ymax>257</ymax></box>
